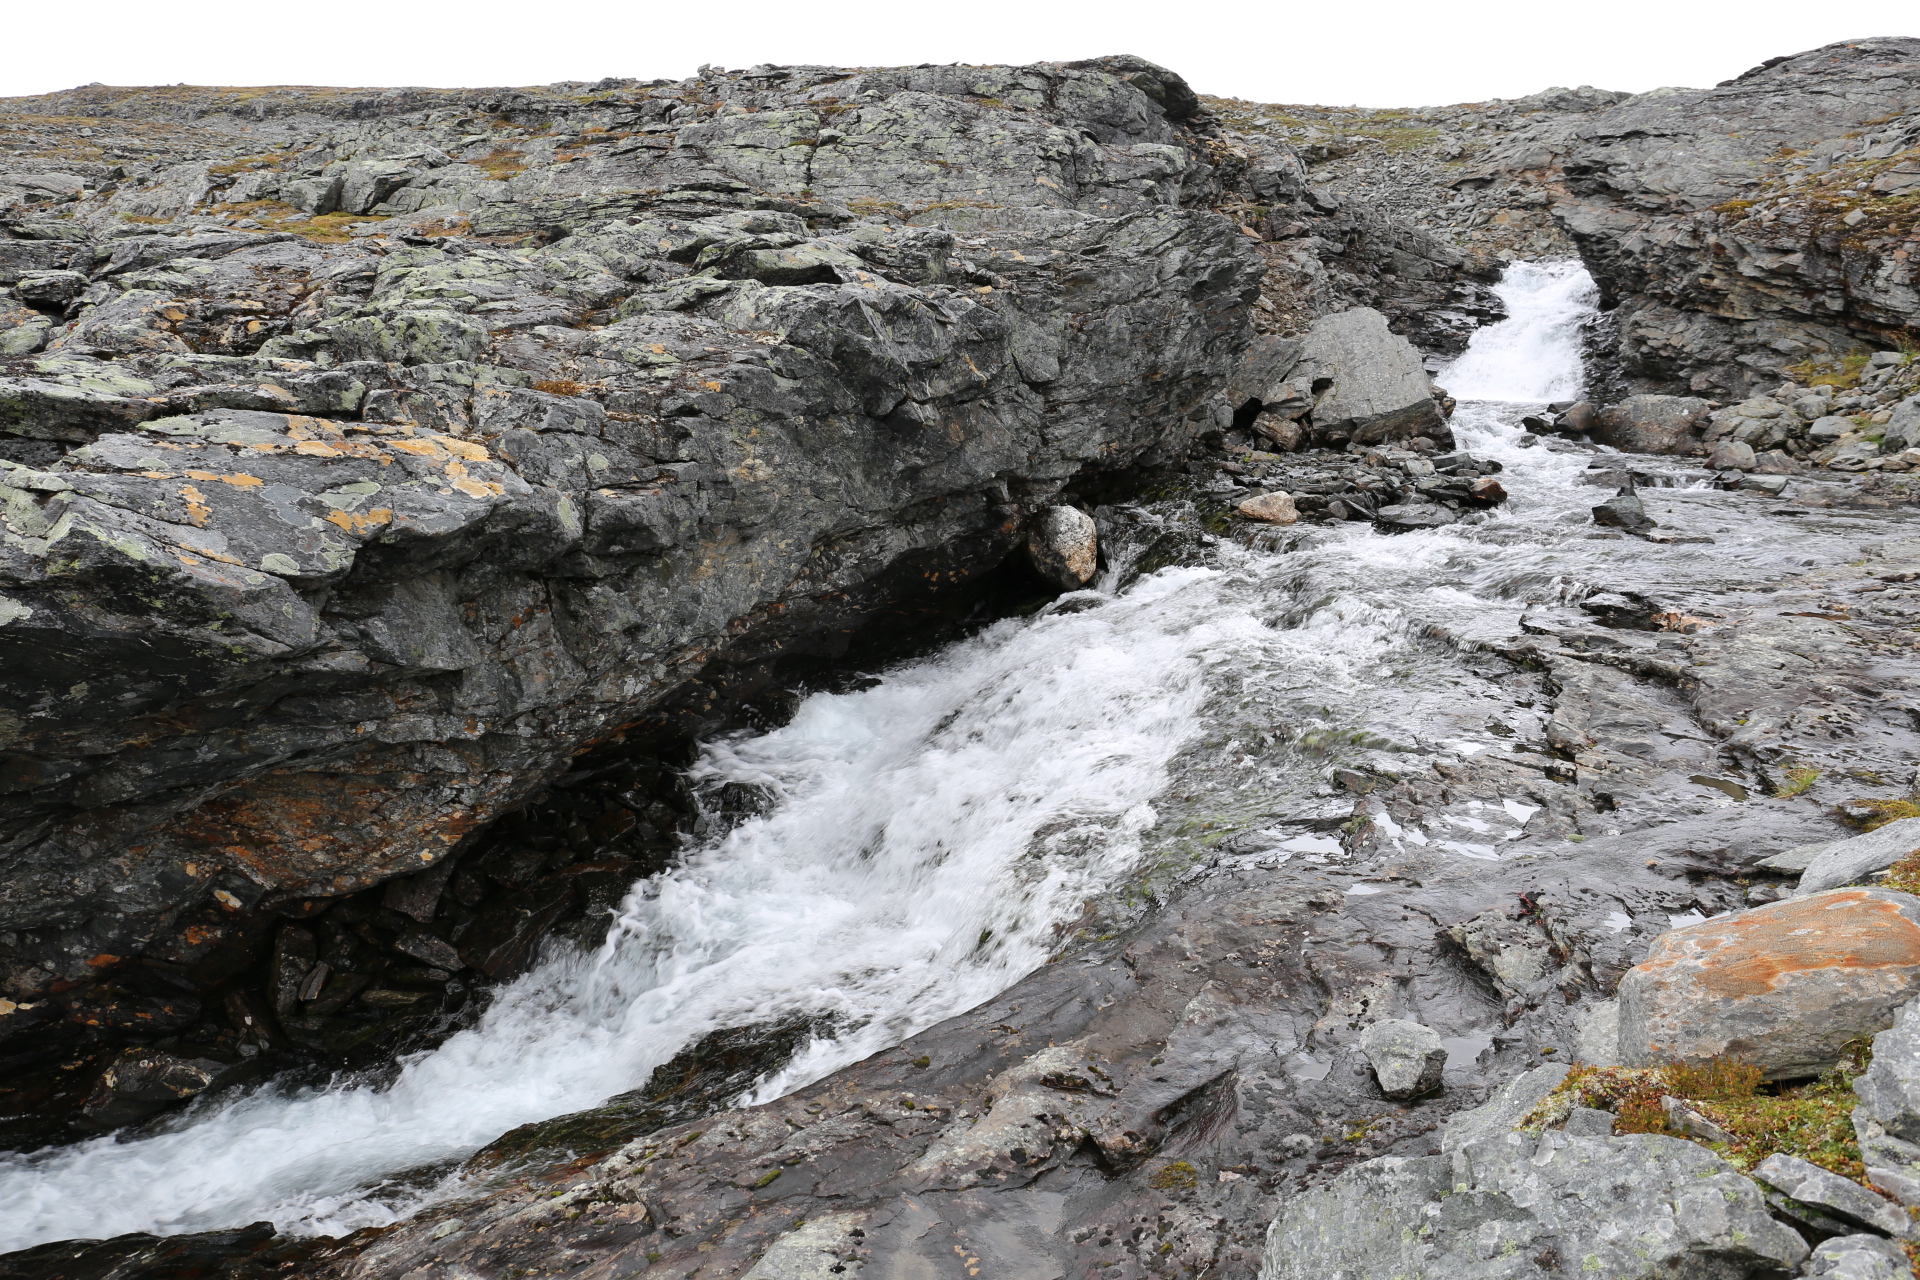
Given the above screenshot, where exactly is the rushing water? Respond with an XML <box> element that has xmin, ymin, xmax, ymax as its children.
<box><xmin>1</xmin><ymin>260</ymin><xmax>1907</xmax><ymax>1251</ymax></box>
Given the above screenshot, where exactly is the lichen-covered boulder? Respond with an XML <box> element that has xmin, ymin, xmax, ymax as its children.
<box><xmin>1853</xmin><ymin>996</ymin><xmax>1920</xmax><ymax>1198</ymax></box>
<box><xmin>1618</xmin><ymin>888</ymin><xmax>1920</xmax><ymax>1078</ymax></box>
<box><xmin>1259</xmin><ymin>1130</ymin><xmax>1807</xmax><ymax>1280</ymax></box>
<box><xmin>1802</xmin><ymin>1234</ymin><xmax>1913</xmax><ymax>1280</ymax></box>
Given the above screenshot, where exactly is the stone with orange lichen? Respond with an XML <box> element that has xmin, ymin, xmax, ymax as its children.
<box><xmin>1618</xmin><ymin>888</ymin><xmax>1920</xmax><ymax>1079</ymax></box>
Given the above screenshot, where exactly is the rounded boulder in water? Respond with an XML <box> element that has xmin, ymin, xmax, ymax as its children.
<box><xmin>1025</xmin><ymin>505</ymin><xmax>1097</xmax><ymax>590</ymax></box>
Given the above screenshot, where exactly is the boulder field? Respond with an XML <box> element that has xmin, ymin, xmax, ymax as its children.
<box><xmin>2</xmin><ymin>37</ymin><xmax>1920</xmax><ymax>1280</ymax></box>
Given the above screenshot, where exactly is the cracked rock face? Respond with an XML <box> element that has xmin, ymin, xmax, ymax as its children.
<box><xmin>1554</xmin><ymin>38</ymin><xmax>1920</xmax><ymax>400</ymax></box>
<box><xmin>0</xmin><ymin>61</ymin><xmax>1275</xmax><ymax>1014</ymax></box>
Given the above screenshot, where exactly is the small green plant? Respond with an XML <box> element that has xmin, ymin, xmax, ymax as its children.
<box><xmin>1527</xmin><ymin>1046</ymin><xmax>1873</xmax><ymax>1181</ymax></box>
<box><xmin>1774</xmin><ymin>766</ymin><xmax>1820</xmax><ymax>798</ymax></box>
<box><xmin>753</xmin><ymin>1169</ymin><xmax>782</xmax><ymax>1188</ymax></box>
<box><xmin>1883</xmin><ymin>851</ymin><xmax>1920</xmax><ymax>895</ymax></box>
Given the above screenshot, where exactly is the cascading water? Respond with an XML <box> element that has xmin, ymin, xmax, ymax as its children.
<box><xmin>0</xmin><ymin>259</ymin><xmax>1890</xmax><ymax>1253</ymax></box>
<box><xmin>1441</xmin><ymin>259</ymin><xmax>1598</xmax><ymax>403</ymax></box>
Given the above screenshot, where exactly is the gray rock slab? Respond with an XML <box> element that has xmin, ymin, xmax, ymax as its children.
<box><xmin>1799</xmin><ymin>818</ymin><xmax>1920</xmax><ymax>894</ymax></box>
<box><xmin>1440</xmin><ymin>1062</ymin><xmax>1568</xmax><ymax>1154</ymax></box>
<box><xmin>1261</xmin><ymin>1130</ymin><xmax>1808</xmax><ymax>1280</ymax></box>
<box><xmin>1295</xmin><ymin>307</ymin><xmax>1445</xmax><ymax>444</ymax></box>
<box><xmin>1855</xmin><ymin>996</ymin><xmax>1920</xmax><ymax>1188</ymax></box>
<box><xmin>1564</xmin><ymin>1106</ymin><xmax>1615</xmax><ymax>1137</ymax></box>
<box><xmin>1756</xmin><ymin>841</ymin><xmax>1834</xmax><ymax>873</ymax></box>
<box><xmin>1574</xmin><ymin>998</ymin><xmax>1621</xmax><ymax>1067</ymax></box>
<box><xmin>1753</xmin><ymin>1152</ymin><xmax>1911</xmax><ymax>1237</ymax></box>
<box><xmin>1802</xmin><ymin>1234</ymin><xmax>1913</xmax><ymax>1280</ymax></box>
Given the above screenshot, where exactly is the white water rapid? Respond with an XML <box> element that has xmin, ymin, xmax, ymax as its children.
<box><xmin>1</xmin><ymin>259</ymin><xmax>1895</xmax><ymax>1252</ymax></box>
<box><xmin>1442</xmin><ymin>259</ymin><xmax>1598</xmax><ymax>402</ymax></box>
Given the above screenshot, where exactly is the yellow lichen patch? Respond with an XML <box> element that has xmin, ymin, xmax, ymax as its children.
<box><xmin>292</xmin><ymin>440</ymin><xmax>345</xmax><ymax>458</ymax></box>
<box><xmin>179</xmin><ymin>484</ymin><xmax>211</xmax><ymax>526</ymax></box>
<box><xmin>437</xmin><ymin>437</ymin><xmax>491</xmax><ymax>461</ymax></box>
<box><xmin>185</xmin><ymin>469</ymin><xmax>265</xmax><ymax>488</ymax></box>
<box><xmin>387</xmin><ymin>438</ymin><xmax>447</xmax><ymax>459</ymax></box>
<box><xmin>324</xmin><ymin>507</ymin><xmax>394</xmax><ymax>535</ymax></box>
<box><xmin>448</xmin><ymin>474</ymin><xmax>503</xmax><ymax>499</ymax></box>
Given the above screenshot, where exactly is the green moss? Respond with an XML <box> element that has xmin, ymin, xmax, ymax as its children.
<box><xmin>1848</xmin><ymin>798</ymin><xmax>1920</xmax><ymax>832</ymax></box>
<box><xmin>1527</xmin><ymin>1047</ymin><xmax>1875</xmax><ymax>1182</ymax></box>
<box><xmin>1787</xmin><ymin>350</ymin><xmax>1874</xmax><ymax>389</ymax></box>
<box><xmin>1148</xmin><ymin>1160</ymin><xmax>1198</xmax><ymax>1191</ymax></box>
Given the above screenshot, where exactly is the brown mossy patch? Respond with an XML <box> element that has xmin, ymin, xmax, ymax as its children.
<box><xmin>473</xmin><ymin>148</ymin><xmax>528</xmax><ymax>180</ymax></box>
<box><xmin>210</xmin><ymin>200</ymin><xmax>384</xmax><ymax>243</ymax></box>
<box><xmin>1525</xmin><ymin>1045</ymin><xmax>1874</xmax><ymax>1183</ymax></box>
<box><xmin>1847</xmin><ymin>798</ymin><xmax>1920</xmax><ymax>832</ymax></box>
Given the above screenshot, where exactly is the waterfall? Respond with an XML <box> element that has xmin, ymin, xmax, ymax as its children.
<box><xmin>10</xmin><ymin>259</ymin><xmax>1790</xmax><ymax>1254</ymax></box>
<box><xmin>0</xmin><ymin>564</ymin><xmax>1277</xmax><ymax>1247</ymax></box>
<box><xmin>1441</xmin><ymin>260</ymin><xmax>1598</xmax><ymax>403</ymax></box>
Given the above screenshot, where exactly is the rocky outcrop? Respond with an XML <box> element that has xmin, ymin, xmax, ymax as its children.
<box><xmin>1554</xmin><ymin>39</ymin><xmax>1920</xmax><ymax>399</ymax></box>
<box><xmin>0</xmin><ymin>61</ymin><xmax>1270</xmax><ymax>1057</ymax></box>
<box><xmin>1207</xmin><ymin>41</ymin><xmax>1920</xmax><ymax>401</ymax></box>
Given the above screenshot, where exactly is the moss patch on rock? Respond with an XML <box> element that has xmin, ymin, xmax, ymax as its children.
<box><xmin>1524</xmin><ymin>1045</ymin><xmax>1874</xmax><ymax>1182</ymax></box>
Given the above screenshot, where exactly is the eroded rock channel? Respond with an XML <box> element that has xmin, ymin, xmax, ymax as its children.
<box><xmin>1</xmin><ymin>38</ymin><xmax>1919</xmax><ymax>1280</ymax></box>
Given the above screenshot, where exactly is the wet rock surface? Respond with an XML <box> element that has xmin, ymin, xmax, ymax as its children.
<box><xmin>5</xmin><ymin>37</ymin><xmax>1920</xmax><ymax>1280</ymax></box>
<box><xmin>0</xmin><ymin>49</ymin><xmax>1532</xmax><ymax>1090</ymax></box>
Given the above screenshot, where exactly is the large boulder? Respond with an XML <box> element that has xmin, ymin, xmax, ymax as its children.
<box><xmin>1292</xmin><ymin>307</ymin><xmax>1450</xmax><ymax>447</ymax></box>
<box><xmin>1590</xmin><ymin>395</ymin><xmax>1711</xmax><ymax>455</ymax></box>
<box><xmin>1618</xmin><ymin>888</ymin><xmax>1920</xmax><ymax>1078</ymax></box>
<box><xmin>1260</xmin><ymin>1130</ymin><xmax>1808</xmax><ymax>1280</ymax></box>
<box><xmin>1554</xmin><ymin>40</ymin><xmax>1920</xmax><ymax>399</ymax></box>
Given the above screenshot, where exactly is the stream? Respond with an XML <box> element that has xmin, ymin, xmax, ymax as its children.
<box><xmin>0</xmin><ymin>258</ymin><xmax>1906</xmax><ymax>1252</ymax></box>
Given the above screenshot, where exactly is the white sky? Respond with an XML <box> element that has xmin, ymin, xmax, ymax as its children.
<box><xmin>1</xmin><ymin>0</ymin><xmax>1906</xmax><ymax>110</ymax></box>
